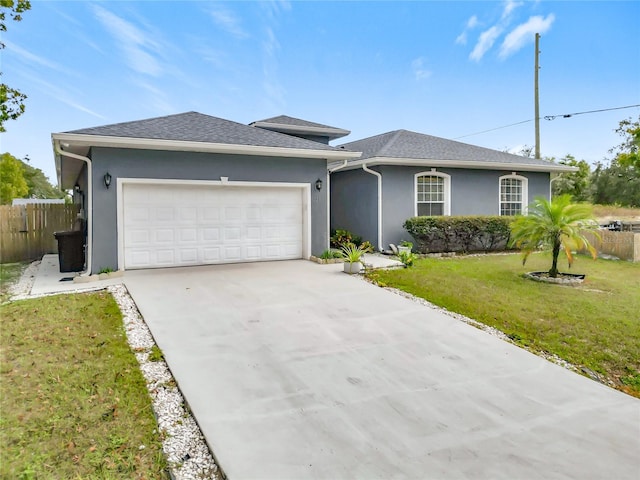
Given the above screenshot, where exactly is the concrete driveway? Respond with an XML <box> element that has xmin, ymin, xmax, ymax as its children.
<box><xmin>124</xmin><ymin>261</ymin><xmax>639</xmax><ymax>479</ymax></box>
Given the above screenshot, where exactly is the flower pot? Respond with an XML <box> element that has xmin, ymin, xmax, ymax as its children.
<box><xmin>343</xmin><ymin>261</ymin><xmax>362</xmax><ymax>274</ymax></box>
<box><xmin>398</xmin><ymin>246</ymin><xmax>411</xmax><ymax>254</ymax></box>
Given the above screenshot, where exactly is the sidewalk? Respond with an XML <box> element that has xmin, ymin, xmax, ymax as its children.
<box><xmin>30</xmin><ymin>254</ymin><xmax>124</xmax><ymax>296</ymax></box>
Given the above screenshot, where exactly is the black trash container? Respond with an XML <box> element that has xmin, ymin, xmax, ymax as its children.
<box><xmin>54</xmin><ymin>230</ymin><xmax>86</xmax><ymax>272</ymax></box>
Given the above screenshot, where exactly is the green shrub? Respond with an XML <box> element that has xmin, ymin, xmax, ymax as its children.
<box><xmin>330</xmin><ymin>229</ymin><xmax>379</xmax><ymax>252</ymax></box>
<box><xmin>403</xmin><ymin>216</ymin><xmax>515</xmax><ymax>253</ymax></box>
<box><xmin>398</xmin><ymin>250</ymin><xmax>416</xmax><ymax>267</ymax></box>
<box><xmin>319</xmin><ymin>249</ymin><xmax>342</xmax><ymax>259</ymax></box>
<box><xmin>359</xmin><ymin>240</ymin><xmax>374</xmax><ymax>253</ymax></box>
<box><xmin>330</xmin><ymin>229</ymin><xmax>363</xmax><ymax>249</ymax></box>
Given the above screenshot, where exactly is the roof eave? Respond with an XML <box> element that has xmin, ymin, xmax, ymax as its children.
<box><xmin>51</xmin><ymin>133</ymin><xmax>361</xmax><ymax>161</ymax></box>
<box><xmin>250</xmin><ymin>121</ymin><xmax>351</xmax><ymax>140</ymax></box>
<box><xmin>329</xmin><ymin>157</ymin><xmax>578</xmax><ymax>173</ymax></box>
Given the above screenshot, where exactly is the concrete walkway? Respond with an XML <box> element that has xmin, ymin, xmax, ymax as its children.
<box><xmin>29</xmin><ymin>254</ymin><xmax>123</xmax><ymax>296</ymax></box>
<box><xmin>123</xmin><ymin>261</ymin><xmax>640</xmax><ymax>480</ymax></box>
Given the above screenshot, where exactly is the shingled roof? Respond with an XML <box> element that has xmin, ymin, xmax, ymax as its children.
<box><xmin>251</xmin><ymin>115</ymin><xmax>342</xmax><ymax>130</ymax></box>
<box><xmin>339</xmin><ymin>129</ymin><xmax>564</xmax><ymax>169</ymax></box>
<box><xmin>250</xmin><ymin>115</ymin><xmax>350</xmax><ymax>141</ymax></box>
<box><xmin>66</xmin><ymin>111</ymin><xmax>338</xmax><ymax>151</ymax></box>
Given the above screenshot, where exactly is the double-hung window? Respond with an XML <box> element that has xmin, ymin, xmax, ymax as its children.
<box><xmin>499</xmin><ymin>174</ymin><xmax>528</xmax><ymax>215</ymax></box>
<box><xmin>415</xmin><ymin>172</ymin><xmax>450</xmax><ymax>216</ymax></box>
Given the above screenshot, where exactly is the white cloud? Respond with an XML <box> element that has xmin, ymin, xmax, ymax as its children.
<box><xmin>17</xmin><ymin>71</ymin><xmax>105</xmax><ymax>119</ymax></box>
<box><xmin>501</xmin><ymin>0</ymin><xmax>523</xmax><ymax>20</ymax></box>
<box><xmin>261</xmin><ymin>26</ymin><xmax>285</xmax><ymax>110</ymax></box>
<box><xmin>499</xmin><ymin>14</ymin><xmax>555</xmax><ymax>59</ymax></box>
<box><xmin>3</xmin><ymin>40</ymin><xmax>66</xmax><ymax>72</ymax></box>
<box><xmin>261</xmin><ymin>0</ymin><xmax>292</xmax><ymax>20</ymax></box>
<box><xmin>411</xmin><ymin>57</ymin><xmax>432</xmax><ymax>81</ymax></box>
<box><xmin>455</xmin><ymin>15</ymin><xmax>479</xmax><ymax>45</ymax></box>
<box><xmin>208</xmin><ymin>5</ymin><xmax>249</xmax><ymax>38</ymax></box>
<box><xmin>470</xmin><ymin>26</ymin><xmax>502</xmax><ymax>61</ymax></box>
<box><xmin>92</xmin><ymin>5</ymin><xmax>163</xmax><ymax>76</ymax></box>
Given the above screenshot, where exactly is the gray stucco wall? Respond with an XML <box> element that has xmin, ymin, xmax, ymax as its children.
<box><xmin>330</xmin><ymin>168</ymin><xmax>378</xmax><ymax>248</ymax></box>
<box><xmin>332</xmin><ymin>165</ymin><xmax>551</xmax><ymax>249</ymax></box>
<box><xmin>89</xmin><ymin>147</ymin><xmax>329</xmax><ymax>273</ymax></box>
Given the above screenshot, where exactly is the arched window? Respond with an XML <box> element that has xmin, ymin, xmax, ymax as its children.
<box><xmin>499</xmin><ymin>174</ymin><xmax>528</xmax><ymax>216</ymax></box>
<box><xmin>415</xmin><ymin>171</ymin><xmax>451</xmax><ymax>216</ymax></box>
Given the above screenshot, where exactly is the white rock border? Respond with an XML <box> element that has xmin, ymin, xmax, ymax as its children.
<box><xmin>108</xmin><ymin>284</ymin><xmax>221</xmax><ymax>480</ymax></box>
<box><xmin>6</xmin><ymin>262</ymin><xmax>221</xmax><ymax>480</ymax></box>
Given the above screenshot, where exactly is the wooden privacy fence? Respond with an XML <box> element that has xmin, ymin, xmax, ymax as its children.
<box><xmin>581</xmin><ymin>230</ymin><xmax>640</xmax><ymax>263</ymax></box>
<box><xmin>0</xmin><ymin>204</ymin><xmax>80</xmax><ymax>263</ymax></box>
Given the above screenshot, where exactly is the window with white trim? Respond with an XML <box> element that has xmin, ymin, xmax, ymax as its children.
<box><xmin>499</xmin><ymin>174</ymin><xmax>528</xmax><ymax>216</ymax></box>
<box><xmin>415</xmin><ymin>172</ymin><xmax>450</xmax><ymax>216</ymax></box>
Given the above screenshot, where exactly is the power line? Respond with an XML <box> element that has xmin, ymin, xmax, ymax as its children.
<box><xmin>543</xmin><ymin>103</ymin><xmax>640</xmax><ymax>121</ymax></box>
<box><xmin>453</xmin><ymin>119</ymin><xmax>532</xmax><ymax>139</ymax></box>
<box><xmin>453</xmin><ymin>103</ymin><xmax>640</xmax><ymax>140</ymax></box>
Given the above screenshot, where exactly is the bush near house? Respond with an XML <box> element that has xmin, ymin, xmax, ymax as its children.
<box><xmin>404</xmin><ymin>216</ymin><xmax>515</xmax><ymax>254</ymax></box>
<box><xmin>330</xmin><ymin>229</ymin><xmax>374</xmax><ymax>252</ymax></box>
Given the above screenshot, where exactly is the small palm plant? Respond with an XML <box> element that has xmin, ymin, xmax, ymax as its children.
<box><xmin>341</xmin><ymin>243</ymin><xmax>371</xmax><ymax>263</ymax></box>
<box><xmin>509</xmin><ymin>195</ymin><xmax>600</xmax><ymax>278</ymax></box>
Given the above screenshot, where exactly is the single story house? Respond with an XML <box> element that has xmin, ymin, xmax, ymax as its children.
<box><xmin>330</xmin><ymin>129</ymin><xmax>575</xmax><ymax>249</ymax></box>
<box><xmin>53</xmin><ymin>112</ymin><xmax>358</xmax><ymax>274</ymax></box>
<box><xmin>53</xmin><ymin>112</ymin><xmax>573</xmax><ymax>274</ymax></box>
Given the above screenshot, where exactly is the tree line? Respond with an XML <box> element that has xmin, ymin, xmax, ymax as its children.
<box><xmin>541</xmin><ymin>116</ymin><xmax>639</xmax><ymax>207</ymax></box>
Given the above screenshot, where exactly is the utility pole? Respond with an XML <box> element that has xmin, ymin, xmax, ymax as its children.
<box><xmin>534</xmin><ymin>32</ymin><xmax>541</xmax><ymax>159</ymax></box>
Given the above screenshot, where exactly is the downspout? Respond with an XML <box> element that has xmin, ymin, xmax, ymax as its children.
<box><xmin>362</xmin><ymin>163</ymin><xmax>382</xmax><ymax>251</ymax></box>
<box><xmin>326</xmin><ymin>160</ymin><xmax>350</xmax><ymax>250</ymax></box>
<box><xmin>54</xmin><ymin>141</ymin><xmax>93</xmax><ymax>276</ymax></box>
<box><xmin>549</xmin><ymin>172</ymin><xmax>562</xmax><ymax>199</ymax></box>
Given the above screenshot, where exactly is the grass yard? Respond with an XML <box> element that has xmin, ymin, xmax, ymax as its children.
<box><xmin>0</xmin><ymin>291</ymin><xmax>168</xmax><ymax>479</ymax></box>
<box><xmin>0</xmin><ymin>262</ymin><xmax>28</xmax><ymax>302</ymax></box>
<box><xmin>592</xmin><ymin>204</ymin><xmax>640</xmax><ymax>220</ymax></box>
<box><xmin>367</xmin><ymin>252</ymin><xmax>640</xmax><ymax>398</ymax></box>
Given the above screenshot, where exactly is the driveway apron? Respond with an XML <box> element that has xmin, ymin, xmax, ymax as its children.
<box><xmin>123</xmin><ymin>261</ymin><xmax>639</xmax><ymax>480</ymax></box>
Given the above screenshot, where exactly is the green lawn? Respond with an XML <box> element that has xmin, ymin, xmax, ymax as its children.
<box><xmin>0</xmin><ymin>292</ymin><xmax>168</xmax><ymax>479</ymax></box>
<box><xmin>0</xmin><ymin>262</ymin><xmax>28</xmax><ymax>302</ymax></box>
<box><xmin>367</xmin><ymin>253</ymin><xmax>640</xmax><ymax>397</ymax></box>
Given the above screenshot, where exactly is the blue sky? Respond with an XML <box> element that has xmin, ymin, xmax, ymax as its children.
<box><xmin>2</xmin><ymin>0</ymin><xmax>639</xmax><ymax>184</ymax></box>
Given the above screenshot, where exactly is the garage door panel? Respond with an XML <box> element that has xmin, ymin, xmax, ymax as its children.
<box><xmin>224</xmin><ymin>206</ymin><xmax>242</xmax><ymax>221</ymax></box>
<box><xmin>154</xmin><ymin>207</ymin><xmax>174</xmax><ymax>222</ymax></box>
<box><xmin>179</xmin><ymin>207</ymin><xmax>197</xmax><ymax>221</ymax></box>
<box><xmin>155</xmin><ymin>229</ymin><xmax>174</xmax><ymax>243</ymax></box>
<box><xmin>246</xmin><ymin>226</ymin><xmax>261</xmax><ymax>240</ymax></box>
<box><xmin>123</xmin><ymin>183</ymin><xmax>304</xmax><ymax>269</ymax></box>
<box><xmin>224</xmin><ymin>246</ymin><xmax>242</xmax><ymax>261</ymax></box>
<box><xmin>179</xmin><ymin>249</ymin><xmax>198</xmax><ymax>263</ymax></box>
<box><xmin>156</xmin><ymin>250</ymin><xmax>175</xmax><ymax>265</ymax></box>
<box><xmin>128</xmin><ymin>229</ymin><xmax>150</xmax><ymax>245</ymax></box>
<box><xmin>202</xmin><ymin>247</ymin><xmax>221</xmax><ymax>262</ymax></box>
<box><xmin>128</xmin><ymin>250</ymin><xmax>151</xmax><ymax>268</ymax></box>
<box><xmin>246</xmin><ymin>245</ymin><xmax>261</xmax><ymax>260</ymax></box>
<box><xmin>179</xmin><ymin>228</ymin><xmax>197</xmax><ymax>242</ymax></box>
<box><xmin>200</xmin><ymin>207</ymin><xmax>221</xmax><ymax>221</ymax></box>
<box><xmin>202</xmin><ymin>228</ymin><xmax>220</xmax><ymax>241</ymax></box>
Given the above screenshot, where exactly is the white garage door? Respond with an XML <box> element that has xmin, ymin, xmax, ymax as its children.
<box><xmin>122</xmin><ymin>183</ymin><xmax>304</xmax><ymax>269</ymax></box>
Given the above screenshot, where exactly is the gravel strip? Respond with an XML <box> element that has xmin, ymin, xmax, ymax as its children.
<box><xmin>108</xmin><ymin>284</ymin><xmax>220</xmax><ymax>480</ymax></box>
<box><xmin>6</xmin><ymin>260</ymin><xmax>40</xmax><ymax>299</ymax></box>
<box><xmin>6</xmin><ymin>266</ymin><xmax>221</xmax><ymax>477</ymax></box>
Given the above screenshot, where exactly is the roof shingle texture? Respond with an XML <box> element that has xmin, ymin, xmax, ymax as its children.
<box><xmin>66</xmin><ymin>112</ymin><xmax>337</xmax><ymax>151</ymax></box>
<box><xmin>340</xmin><ymin>129</ymin><xmax>558</xmax><ymax>166</ymax></box>
<box><xmin>252</xmin><ymin>115</ymin><xmax>345</xmax><ymax>130</ymax></box>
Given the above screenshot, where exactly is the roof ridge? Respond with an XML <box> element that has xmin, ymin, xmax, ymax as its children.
<box><xmin>377</xmin><ymin>130</ymin><xmax>405</xmax><ymax>157</ymax></box>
